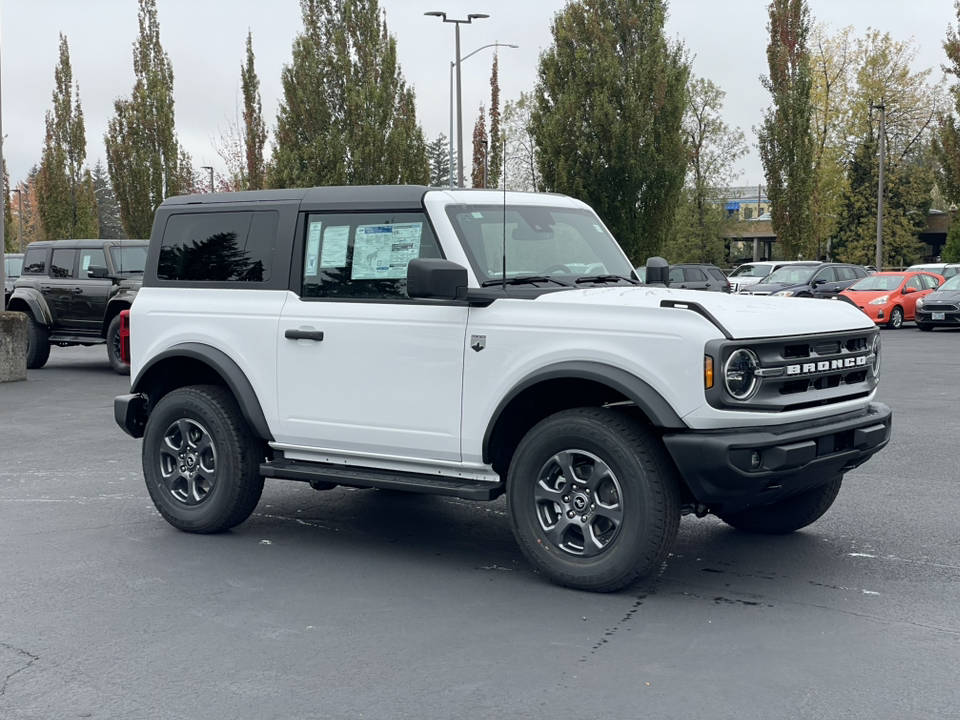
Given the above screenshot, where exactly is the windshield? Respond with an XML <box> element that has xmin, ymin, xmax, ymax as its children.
<box><xmin>5</xmin><ymin>257</ymin><xmax>23</xmax><ymax>277</ymax></box>
<box><xmin>849</xmin><ymin>275</ymin><xmax>904</xmax><ymax>291</ymax></box>
<box><xmin>938</xmin><ymin>274</ymin><xmax>960</xmax><ymax>291</ymax></box>
<box><xmin>445</xmin><ymin>205</ymin><xmax>634</xmax><ymax>284</ymax></box>
<box><xmin>762</xmin><ymin>266</ymin><xmax>818</xmax><ymax>285</ymax></box>
<box><xmin>729</xmin><ymin>263</ymin><xmax>773</xmax><ymax>278</ymax></box>
<box><xmin>110</xmin><ymin>246</ymin><xmax>147</xmax><ymax>274</ymax></box>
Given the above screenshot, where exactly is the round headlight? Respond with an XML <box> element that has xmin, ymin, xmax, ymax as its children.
<box><xmin>872</xmin><ymin>335</ymin><xmax>881</xmax><ymax>378</ymax></box>
<box><xmin>724</xmin><ymin>349</ymin><xmax>761</xmax><ymax>400</ymax></box>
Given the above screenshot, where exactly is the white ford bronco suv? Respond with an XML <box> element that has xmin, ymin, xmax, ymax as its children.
<box><xmin>115</xmin><ymin>186</ymin><xmax>891</xmax><ymax>592</ymax></box>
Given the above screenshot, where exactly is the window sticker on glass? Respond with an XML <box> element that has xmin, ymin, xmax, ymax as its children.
<box><xmin>320</xmin><ymin>226</ymin><xmax>350</xmax><ymax>268</ymax></box>
<box><xmin>82</xmin><ymin>255</ymin><xmax>92</xmax><ymax>271</ymax></box>
<box><xmin>351</xmin><ymin>223</ymin><xmax>423</xmax><ymax>280</ymax></box>
<box><xmin>305</xmin><ymin>221</ymin><xmax>322</xmax><ymax>275</ymax></box>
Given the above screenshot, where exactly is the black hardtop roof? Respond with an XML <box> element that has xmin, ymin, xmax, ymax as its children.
<box><xmin>24</xmin><ymin>239</ymin><xmax>148</xmax><ymax>249</ymax></box>
<box><xmin>162</xmin><ymin>185</ymin><xmax>432</xmax><ymax>212</ymax></box>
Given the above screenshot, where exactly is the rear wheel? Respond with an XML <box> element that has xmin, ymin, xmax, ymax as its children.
<box><xmin>887</xmin><ymin>306</ymin><xmax>904</xmax><ymax>329</ymax></box>
<box><xmin>507</xmin><ymin>407</ymin><xmax>680</xmax><ymax>592</ymax></box>
<box><xmin>716</xmin><ymin>478</ymin><xmax>842</xmax><ymax>534</ymax></box>
<box><xmin>106</xmin><ymin>314</ymin><xmax>129</xmax><ymax>375</ymax></box>
<box><xmin>142</xmin><ymin>385</ymin><xmax>265</xmax><ymax>533</ymax></box>
<box><xmin>24</xmin><ymin>313</ymin><xmax>50</xmax><ymax>369</ymax></box>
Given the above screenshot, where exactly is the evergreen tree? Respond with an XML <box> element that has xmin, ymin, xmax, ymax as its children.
<box><xmin>34</xmin><ymin>34</ymin><xmax>98</xmax><ymax>240</ymax></box>
<box><xmin>471</xmin><ymin>104</ymin><xmax>488</xmax><ymax>188</ymax></box>
<box><xmin>942</xmin><ymin>219</ymin><xmax>960</xmax><ymax>263</ymax></box>
<box><xmin>4</xmin><ymin>161</ymin><xmax>16</xmax><ymax>252</ymax></box>
<box><xmin>269</xmin><ymin>0</ymin><xmax>428</xmax><ymax>188</ymax></box>
<box><xmin>935</xmin><ymin>2</ymin><xmax>960</xmax><ymax>205</ymax></box>
<box><xmin>757</xmin><ymin>0</ymin><xmax>815</xmax><ymax>260</ymax></box>
<box><xmin>427</xmin><ymin>133</ymin><xmax>451</xmax><ymax>187</ymax></box>
<box><xmin>488</xmin><ymin>53</ymin><xmax>502</xmax><ymax>188</ymax></box>
<box><xmin>503</xmin><ymin>92</ymin><xmax>542</xmax><ymax>192</ymax></box>
<box><xmin>242</xmin><ymin>30</ymin><xmax>267</xmax><ymax>191</ymax></box>
<box><xmin>105</xmin><ymin>0</ymin><xmax>191</xmax><ymax>239</ymax></box>
<box><xmin>833</xmin><ymin>134</ymin><xmax>930</xmax><ymax>267</ymax></box>
<box><xmin>531</xmin><ymin>0</ymin><xmax>689</xmax><ymax>263</ymax></box>
<box><xmin>92</xmin><ymin>160</ymin><xmax>126</xmax><ymax>239</ymax></box>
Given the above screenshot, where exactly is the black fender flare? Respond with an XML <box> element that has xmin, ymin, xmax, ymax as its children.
<box><xmin>7</xmin><ymin>289</ymin><xmax>51</xmax><ymax>326</ymax></box>
<box><xmin>102</xmin><ymin>297</ymin><xmax>134</xmax><ymax>336</ymax></box>
<box><xmin>132</xmin><ymin>342</ymin><xmax>274</xmax><ymax>441</ymax></box>
<box><xmin>482</xmin><ymin>360</ymin><xmax>687</xmax><ymax>463</ymax></box>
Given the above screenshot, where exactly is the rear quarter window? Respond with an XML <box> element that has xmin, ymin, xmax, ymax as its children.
<box><xmin>22</xmin><ymin>247</ymin><xmax>47</xmax><ymax>275</ymax></box>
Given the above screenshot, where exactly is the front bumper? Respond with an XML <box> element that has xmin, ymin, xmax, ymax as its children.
<box><xmin>662</xmin><ymin>402</ymin><xmax>892</xmax><ymax>513</ymax></box>
<box><xmin>915</xmin><ymin>308</ymin><xmax>960</xmax><ymax>327</ymax></box>
<box><xmin>115</xmin><ymin>393</ymin><xmax>147</xmax><ymax>438</ymax></box>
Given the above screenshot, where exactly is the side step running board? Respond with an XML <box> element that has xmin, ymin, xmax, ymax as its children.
<box><xmin>260</xmin><ymin>459</ymin><xmax>505</xmax><ymax>501</ymax></box>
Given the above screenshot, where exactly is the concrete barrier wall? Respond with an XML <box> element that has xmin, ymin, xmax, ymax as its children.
<box><xmin>0</xmin><ymin>312</ymin><xmax>27</xmax><ymax>382</ymax></box>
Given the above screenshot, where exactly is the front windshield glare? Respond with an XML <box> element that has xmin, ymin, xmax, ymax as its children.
<box><xmin>730</xmin><ymin>263</ymin><xmax>772</xmax><ymax>278</ymax></box>
<box><xmin>445</xmin><ymin>205</ymin><xmax>634</xmax><ymax>284</ymax></box>
<box><xmin>763</xmin><ymin>266</ymin><xmax>817</xmax><ymax>284</ymax></box>
<box><xmin>850</xmin><ymin>275</ymin><xmax>903</xmax><ymax>292</ymax></box>
<box><xmin>939</xmin><ymin>274</ymin><xmax>960</xmax><ymax>291</ymax></box>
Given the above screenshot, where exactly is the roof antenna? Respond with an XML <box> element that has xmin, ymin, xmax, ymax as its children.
<box><xmin>502</xmin><ymin>130</ymin><xmax>507</xmax><ymax>292</ymax></box>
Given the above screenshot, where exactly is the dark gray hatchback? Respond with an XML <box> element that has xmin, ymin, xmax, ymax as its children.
<box><xmin>915</xmin><ymin>273</ymin><xmax>960</xmax><ymax>330</ymax></box>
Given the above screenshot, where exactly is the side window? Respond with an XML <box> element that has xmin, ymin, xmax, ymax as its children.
<box><xmin>668</xmin><ymin>267</ymin><xmax>685</xmax><ymax>284</ymax></box>
<box><xmin>837</xmin><ymin>267</ymin><xmax>856</xmax><ymax>281</ymax></box>
<box><xmin>158</xmin><ymin>212</ymin><xmax>277</xmax><ymax>282</ymax></box>
<box><xmin>945</xmin><ymin>267</ymin><xmax>958</xmax><ymax>278</ymax></box>
<box><xmin>301</xmin><ymin>212</ymin><xmax>441</xmax><ymax>300</ymax></box>
<box><xmin>815</xmin><ymin>268</ymin><xmax>837</xmax><ymax>283</ymax></box>
<box><xmin>708</xmin><ymin>268</ymin><xmax>727</xmax><ymax>281</ymax></box>
<box><xmin>22</xmin><ymin>247</ymin><xmax>47</xmax><ymax>275</ymax></box>
<box><xmin>684</xmin><ymin>268</ymin><xmax>707</xmax><ymax>282</ymax></box>
<box><xmin>50</xmin><ymin>249</ymin><xmax>77</xmax><ymax>279</ymax></box>
<box><xmin>79</xmin><ymin>249</ymin><xmax>107</xmax><ymax>278</ymax></box>
<box><xmin>919</xmin><ymin>274</ymin><xmax>939</xmax><ymax>289</ymax></box>
<box><xmin>905</xmin><ymin>275</ymin><xmax>922</xmax><ymax>292</ymax></box>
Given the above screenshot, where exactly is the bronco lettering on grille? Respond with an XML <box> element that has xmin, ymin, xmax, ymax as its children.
<box><xmin>785</xmin><ymin>355</ymin><xmax>869</xmax><ymax>376</ymax></box>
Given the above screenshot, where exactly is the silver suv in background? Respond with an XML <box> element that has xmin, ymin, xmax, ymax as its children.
<box><xmin>729</xmin><ymin>260</ymin><xmax>821</xmax><ymax>293</ymax></box>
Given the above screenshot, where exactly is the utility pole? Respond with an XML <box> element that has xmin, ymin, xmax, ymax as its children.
<box><xmin>200</xmin><ymin>166</ymin><xmax>215</xmax><ymax>194</ymax></box>
<box><xmin>873</xmin><ymin>103</ymin><xmax>885</xmax><ymax>271</ymax></box>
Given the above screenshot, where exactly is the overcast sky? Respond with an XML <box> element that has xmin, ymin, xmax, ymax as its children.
<box><xmin>1</xmin><ymin>0</ymin><xmax>956</xmax><ymax>190</ymax></box>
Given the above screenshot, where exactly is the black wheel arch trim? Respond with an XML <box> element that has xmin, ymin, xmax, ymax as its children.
<box><xmin>8</xmin><ymin>289</ymin><xmax>51</xmax><ymax>325</ymax></box>
<box><xmin>132</xmin><ymin>342</ymin><xmax>274</xmax><ymax>441</ymax></box>
<box><xmin>481</xmin><ymin>360</ymin><xmax>686</xmax><ymax>463</ymax></box>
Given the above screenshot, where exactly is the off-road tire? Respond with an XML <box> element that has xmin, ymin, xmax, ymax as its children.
<box><xmin>716</xmin><ymin>477</ymin><xmax>843</xmax><ymax>535</ymax></box>
<box><xmin>887</xmin><ymin>306</ymin><xmax>904</xmax><ymax>329</ymax></box>
<box><xmin>24</xmin><ymin>312</ymin><xmax>50</xmax><ymax>369</ymax></box>
<box><xmin>142</xmin><ymin>385</ymin><xmax>265</xmax><ymax>534</ymax></box>
<box><xmin>507</xmin><ymin>407</ymin><xmax>681</xmax><ymax>592</ymax></box>
<box><xmin>106</xmin><ymin>314</ymin><xmax>129</xmax><ymax>375</ymax></box>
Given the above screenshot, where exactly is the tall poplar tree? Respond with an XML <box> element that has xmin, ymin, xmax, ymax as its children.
<box><xmin>270</xmin><ymin>0</ymin><xmax>428</xmax><ymax>188</ymax></box>
<box><xmin>935</xmin><ymin>2</ymin><xmax>960</xmax><ymax>205</ymax></box>
<box><xmin>471</xmin><ymin>104</ymin><xmax>488</xmax><ymax>188</ymax></box>
<box><xmin>242</xmin><ymin>30</ymin><xmax>267</xmax><ymax>191</ymax></box>
<box><xmin>757</xmin><ymin>0</ymin><xmax>815</xmax><ymax>260</ymax></box>
<box><xmin>531</xmin><ymin>0</ymin><xmax>689</xmax><ymax>263</ymax></box>
<box><xmin>488</xmin><ymin>53</ymin><xmax>502</xmax><ymax>188</ymax></box>
<box><xmin>105</xmin><ymin>0</ymin><xmax>192</xmax><ymax>239</ymax></box>
<box><xmin>34</xmin><ymin>34</ymin><xmax>98</xmax><ymax>241</ymax></box>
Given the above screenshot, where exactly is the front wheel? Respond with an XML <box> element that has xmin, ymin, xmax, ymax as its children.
<box><xmin>142</xmin><ymin>385</ymin><xmax>265</xmax><ymax>533</ymax></box>
<box><xmin>716</xmin><ymin>478</ymin><xmax>842</xmax><ymax>534</ymax></box>
<box><xmin>106</xmin><ymin>314</ymin><xmax>129</xmax><ymax>375</ymax></box>
<box><xmin>507</xmin><ymin>408</ymin><xmax>680</xmax><ymax>592</ymax></box>
<box><xmin>887</xmin><ymin>306</ymin><xmax>904</xmax><ymax>329</ymax></box>
<box><xmin>917</xmin><ymin>322</ymin><xmax>933</xmax><ymax>332</ymax></box>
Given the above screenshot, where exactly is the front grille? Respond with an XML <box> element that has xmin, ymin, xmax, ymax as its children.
<box><xmin>921</xmin><ymin>304</ymin><xmax>959</xmax><ymax>312</ymax></box>
<box><xmin>747</xmin><ymin>291</ymin><xmax>770</xmax><ymax>296</ymax></box>
<box><xmin>705</xmin><ymin>329</ymin><xmax>879</xmax><ymax>412</ymax></box>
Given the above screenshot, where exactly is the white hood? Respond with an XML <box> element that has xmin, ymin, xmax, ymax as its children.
<box><xmin>534</xmin><ymin>286</ymin><xmax>874</xmax><ymax>339</ymax></box>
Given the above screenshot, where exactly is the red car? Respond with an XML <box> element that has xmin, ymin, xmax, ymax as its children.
<box><xmin>838</xmin><ymin>271</ymin><xmax>944</xmax><ymax>328</ymax></box>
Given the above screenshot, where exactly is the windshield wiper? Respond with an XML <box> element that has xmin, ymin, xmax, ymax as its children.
<box><xmin>482</xmin><ymin>275</ymin><xmax>573</xmax><ymax>287</ymax></box>
<box><xmin>575</xmin><ymin>274</ymin><xmax>640</xmax><ymax>285</ymax></box>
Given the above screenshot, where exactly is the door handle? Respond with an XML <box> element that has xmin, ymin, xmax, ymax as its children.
<box><xmin>73</xmin><ymin>288</ymin><xmax>84</xmax><ymax>294</ymax></box>
<box><xmin>285</xmin><ymin>329</ymin><xmax>324</xmax><ymax>341</ymax></box>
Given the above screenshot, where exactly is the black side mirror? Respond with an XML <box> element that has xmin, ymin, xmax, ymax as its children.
<box><xmin>407</xmin><ymin>258</ymin><xmax>467</xmax><ymax>301</ymax></box>
<box><xmin>644</xmin><ymin>257</ymin><xmax>669</xmax><ymax>286</ymax></box>
<box><xmin>88</xmin><ymin>265</ymin><xmax>110</xmax><ymax>279</ymax></box>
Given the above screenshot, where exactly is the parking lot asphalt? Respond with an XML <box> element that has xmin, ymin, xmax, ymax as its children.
<box><xmin>1</xmin><ymin>330</ymin><xmax>959</xmax><ymax>720</ymax></box>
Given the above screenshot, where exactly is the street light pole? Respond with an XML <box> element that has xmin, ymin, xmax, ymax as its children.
<box><xmin>200</xmin><ymin>166</ymin><xmax>215</xmax><ymax>194</ymax></box>
<box><xmin>425</xmin><ymin>11</ymin><xmax>490</xmax><ymax>189</ymax></box>
<box><xmin>873</xmin><ymin>103</ymin><xmax>886</xmax><ymax>271</ymax></box>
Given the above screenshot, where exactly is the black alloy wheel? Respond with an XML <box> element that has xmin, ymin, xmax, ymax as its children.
<box><xmin>507</xmin><ymin>407</ymin><xmax>680</xmax><ymax>592</ymax></box>
<box><xmin>142</xmin><ymin>385</ymin><xmax>264</xmax><ymax>533</ymax></box>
